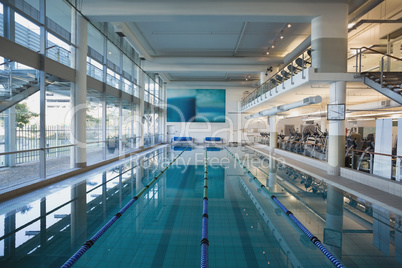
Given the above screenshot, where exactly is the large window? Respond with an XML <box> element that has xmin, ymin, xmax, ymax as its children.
<box><xmin>0</xmin><ymin>3</ymin><xmax>165</xmax><ymax>189</ymax></box>
<box><xmin>45</xmin><ymin>74</ymin><xmax>73</xmax><ymax>176</ymax></box>
<box><xmin>46</xmin><ymin>0</ymin><xmax>72</xmax><ymax>42</ymax></box>
<box><xmin>0</xmin><ymin>3</ymin><xmax>4</xmax><ymax>37</ymax></box>
<box><xmin>0</xmin><ymin>60</ymin><xmax>40</xmax><ymax>183</ymax></box>
<box><xmin>86</xmin><ymin>89</ymin><xmax>104</xmax><ymax>165</ymax></box>
<box><xmin>15</xmin><ymin>13</ymin><xmax>40</xmax><ymax>52</ymax></box>
<box><xmin>47</xmin><ymin>32</ymin><xmax>71</xmax><ymax>67</ymax></box>
<box><xmin>106</xmin><ymin>95</ymin><xmax>119</xmax><ymax>158</ymax></box>
<box><xmin>87</xmin><ymin>23</ymin><xmax>104</xmax><ymax>81</ymax></box>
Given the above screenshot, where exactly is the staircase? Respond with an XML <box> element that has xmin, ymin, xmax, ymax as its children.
<box><xmin>0</xmin><ymin>69</ymin><xmax>40</xmax><ymax>113</ymax></box>
<box><xmin>355</xmin><ymin>46</ymin><xmax>402</xmax><ymax>104</ymax></box>
<box><xmin>363</xmin><ymin>71</ymin><xmax>402</xmax><ymax>105</ymax></box>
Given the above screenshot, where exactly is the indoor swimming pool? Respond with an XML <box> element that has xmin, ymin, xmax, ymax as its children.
<box><xmin>0</xmin><ymin>146</ymin><xmax>401</xmax><ymax>267</ymax></box>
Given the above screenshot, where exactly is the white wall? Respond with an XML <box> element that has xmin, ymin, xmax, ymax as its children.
<box><xmin>166</xmin><ymin>87</ymin><xmax>249</xmax><ymax>143</ymax></box>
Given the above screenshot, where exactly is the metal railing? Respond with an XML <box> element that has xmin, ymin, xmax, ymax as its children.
<box><xmin>353</xmin><ymin>46</ymin><xmax>402</xmax><ymax>77</ymax></box>
<box><xmin>241</xmin><ymin>48</ymin><xmax>311</xmax><ymax>109</ymax></box>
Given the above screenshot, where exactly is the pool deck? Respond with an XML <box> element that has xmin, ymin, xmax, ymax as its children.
<box><xmin>0</xmin><ymin>144</ymin><xmax>166</xmax><ymax>202</ymax></box>
<box><xmin>247</xmin><ymin>144</ymin><xmax>402</xmax><ymax>216</ymax></box>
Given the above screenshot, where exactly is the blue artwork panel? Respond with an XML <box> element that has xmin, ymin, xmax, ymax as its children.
<box><xmin>167</xmin><ymin>89</ymin><xmax>225</xmax><ymax>122</ymax></box>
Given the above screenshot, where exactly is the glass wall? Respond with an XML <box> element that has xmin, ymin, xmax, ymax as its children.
<box><xmin>0</xmin><ymin>60</ymin><xmax>40</xmax><ymax>184</ymax></box>
<box><xmin>86</xmin><ymin>89</ymin><xmax>104</xmax><ymax>165</ymax></box>
<box><xmin>45</xmin><ymin>74</ymin><xmax>73</xmax><ymax>176</ymax></box>
<box><xmin>0</xmin><ymin>3</ymin><xmax>3</xmax><ymax>37</ymax></box>
<box><xmin>15</xmin><ymin>13</ymin><xmax>40</xmax><ymax>52</ymax></box>
<box><xmin>46</xmin><ymin>0</ymin><xmax>72</xmax><ymax>67</ymax></box>
<box><xmin>106</xmin><ymin>95</ymin><xmax>119</xmax><ymax>158</ymax></box>
<box><xmin>122</xmin><ymin>100</ymin><xmax>133</xmax><ymax>153</ymax></box>
<box><xmin>0</xmin><ymin>0</ymin><xmax>165</xmax><ymax>190</ymax></box>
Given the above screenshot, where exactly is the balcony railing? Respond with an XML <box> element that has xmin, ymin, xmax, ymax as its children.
<box><xmin>241</xmin><ymin>48</ymin><xmax>311</xmax><ymax>109</ymax></box>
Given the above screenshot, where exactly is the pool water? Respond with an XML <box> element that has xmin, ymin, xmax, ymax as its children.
<box><xmin>0</xmin><ymin>146</ymin><xmax>401</xmax><ymax>267</ymax></box>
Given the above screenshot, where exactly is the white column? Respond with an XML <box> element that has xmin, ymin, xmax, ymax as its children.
<box><xmin>5</xmin><ymin>107</ymin><xmax>16</xmax><ymax>167</ymax></box>
<box><xmin>269</xmin><ymin>116</ymin><xmax>277</xmax><ymax>150</ymax></box>
<box><xmin>4</xmin><ymin>7</ymin><xmax>16</xmax><ymax>167</ymax></box>
<box><xmin>163</xmin><ymin>83</ymin><xmax>167</xmax><ymax>143</ymax></box>
<box><xmin>311</xmin><ymin>5</ymin><xmax>348</xmax><ymax>73</ymax></box>
<box><xmin>70</xmin><ymin>181</ymin><xmax>87</xmax><ymax>249</ymax></box>
<box><xmin>39</xmin><ymin>0</ymin><xmax>46</xmax><ymax>178</ymax></box>
<box><xmin>260</xmin><ymin>72</ymin><xmax>269</xmax><ymax>85</ymax></box>
<box><xmin>328</xmin><ymin>81</ymin><xmax>346</xmax><ymax>175</ymax></box>
<box><xmin>325</xmin><ymin>185</ymin><xmax>344</xmax><ymax>258</ymax></box>
<box><xmin>72</xmin><ymin>15</ymin><xmax>88</xmax><ymax>168</ymax></box>
<box><xmin>139</xmin><ymin>69</ymin><xmax>145</xmax><ymax>147</ymax></box>
<box><xmin>268</xmin><ymin>116</ymin><xmax>278</xmax><ymax>190</ymax></box>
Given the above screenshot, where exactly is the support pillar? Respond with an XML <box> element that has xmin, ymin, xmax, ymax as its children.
<box><xmin>269</xmin><ymin>116</ymin><xmax>277</xmax><ymax>150</ymax></box>
<box><xmin>39</xmin><ymin>0</ymin><xmax>46</xmax><ymax>178</ymax></box>
<box><xmin>139</xmin><ymin>70</ymin><xmax>145</xmax><ymax>148</ymax></box>
<box><xmin>268</xmin><ymin>116</ymin><xmax>279</xmax><ymax>190</ymax></box>
<box><xmin>163</xmin><ymin>83</ymin><xmax>168</xmax><ymax>143</ymax></box>
<box><xmin>325</xmin><ymin>185</ymin><xmax>344</xmax><ymax>259</ymax></box>
<box><xmin>4</xmin><ymin>6</ymin><xmax>16</xmax><ymax>167</ymax></box>
<box><xmin>72</xmin><ymin>14</ymin><xmax>87</xmax><ymax>168</ymax></box>
<box><xmin>5</xmin><ymin>106</ymin><xmax>16</xmax><ymax>167</ymax></box>
<box><xmin>70</xmin><ymin>181</ymin><xmax>87</xmax><ymax>249</ymax></box>
<box><xmin>328</xmin><ymin>81</ymin><xmax>346</xmax><ymax>175</ymax></box>
<box><xmin>311</xmin><ymin>5</ymin><xmax>348</xmax><ymax>73</ymax></box>
<box><xmin>4</xmin><ymin>212</ymin><xmax>16</xmax><ymax>258</ymax></box>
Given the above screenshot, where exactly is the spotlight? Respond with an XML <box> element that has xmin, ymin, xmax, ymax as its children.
<box><xmin>271</xmin><ymin>45</ymin><xmax>275</xmax><ymax>48</ymax></box>
<box><xmin>287</xmin><ymin>23</ymin><xmax>291</xmax><ymax>28</ymax></box>
<box><xmin>280</xmin><ymin>34</ymin><xmax>284</xmax><ymax>39</ymax></box>
<box><xmin>266</xmin><ymin>51</ymin><xmax>269</xmax><ymax>55</ymax></box>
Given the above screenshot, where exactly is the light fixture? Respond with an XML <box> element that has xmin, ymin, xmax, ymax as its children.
<box><xmin>266</xmin><ymin>51</ymin><xmax>269</xmax><ymax>55</ymax></box>
<box><xmin>287</xmin><ymin>24</ymin><xmax>291</xmax><ymax>28</ymax></box>
<box><xmin>271</xmin><ymin>44</ymin><xmax>275</xmax><ymax>48</ymax></box>
<box><xmin>108</xmin><ymin>52</ymin><xmax>112</xmax><ymax>54</ymax></box>
<box><xmin>280</xmin><ymin>33</ymin><xmax>284</xmax><ymax>39</ymax></box>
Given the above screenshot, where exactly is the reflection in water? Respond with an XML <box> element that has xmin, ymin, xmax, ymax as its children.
<box><xmin>0</xmin><ymin>148</ymin><xmax>165</xmax><ymax>267</ymax></box>
<box><xmin>0</xmin><ymin>147</ymin><xmax>401</xmax><ymax>267</ymax></box>
<box><xmin>240</xmin><ymin>147</ymin><xmax>402</xmax><ymax>267</ymax></box>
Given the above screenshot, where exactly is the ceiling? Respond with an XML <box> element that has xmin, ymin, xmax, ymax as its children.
<box><xmin>80</xmin><ymin>0</ymin><xmax>344</xmax><ymax>88</ymax></box>
<box><xmin>80</xmin><ymin>0</ymin><xmax>402</xmax><ymax>122</ymax></box>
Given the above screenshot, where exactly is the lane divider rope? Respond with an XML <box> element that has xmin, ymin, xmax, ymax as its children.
<box><xmin>223</xmin><ymin>146</ymin><xmax>344</xmax><ymax>268</ymax></box>
<box><xmin>200</xmin><ymin>148</ymin><xmax>209</xmax><ymax>268</ymax></box>
<box><xmin>61</xmin><ymin>147</ymin><xmax>189</xmax><ymax>268</ymax></box>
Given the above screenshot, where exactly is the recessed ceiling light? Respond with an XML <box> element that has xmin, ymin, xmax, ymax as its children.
<box><xmin>287</xmin><ymin>24</ymin><xmax>291</xmax><ymax>28</ymax></box>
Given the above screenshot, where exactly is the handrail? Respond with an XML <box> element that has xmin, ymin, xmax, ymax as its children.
<box><xmin>200</xmin><ymin>148</ymin><xmax>209</xmax><ymax>268</ymax></box>
<box><xmin>242</xmin><ymin>48</ymin><xmax>311</xmax><ymax>102</ymax></box>
<box><xmin>349</xmin><ymin>148</ymin><xmax>402</xmax><ymax>158</ymax></box>
<box><xmin>360</xmin><ymin>46</ymin><xmax>402</xmax><ymax>61</ymax></box>
<box><xmin>241</xmin><ymin>47</ymin><xmax>311</xmax><ymax>107</ymax></box>
<box><xmin>0</xmin><ymin>144</ymin><xmax>77</xmax><ymax>156</ymax></box>
<box><xmin>223</xmin><ymin>146</ymin><xmax>344</xmax><ymax>268</ymax></box>
<box><xmin>61</xmin><ymin>146</ymin><xmax>189</xmax><ymax>268</ymax></box>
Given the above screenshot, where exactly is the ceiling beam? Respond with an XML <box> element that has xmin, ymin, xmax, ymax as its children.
<box><xmin>82</xmin><ymin>1</ymin><xmax>346</xmax><ymax>23</ymax></box>
<box><xmin>112</xmin><ymin>22</ymin><xmax>153</xmax><ymax>61</ymax></box>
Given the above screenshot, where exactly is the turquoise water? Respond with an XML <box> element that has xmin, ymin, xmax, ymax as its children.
<box><xmin>0</xmin><ymin>147</ymin><xmax>401</xmax><ymax>267</ymax></box>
